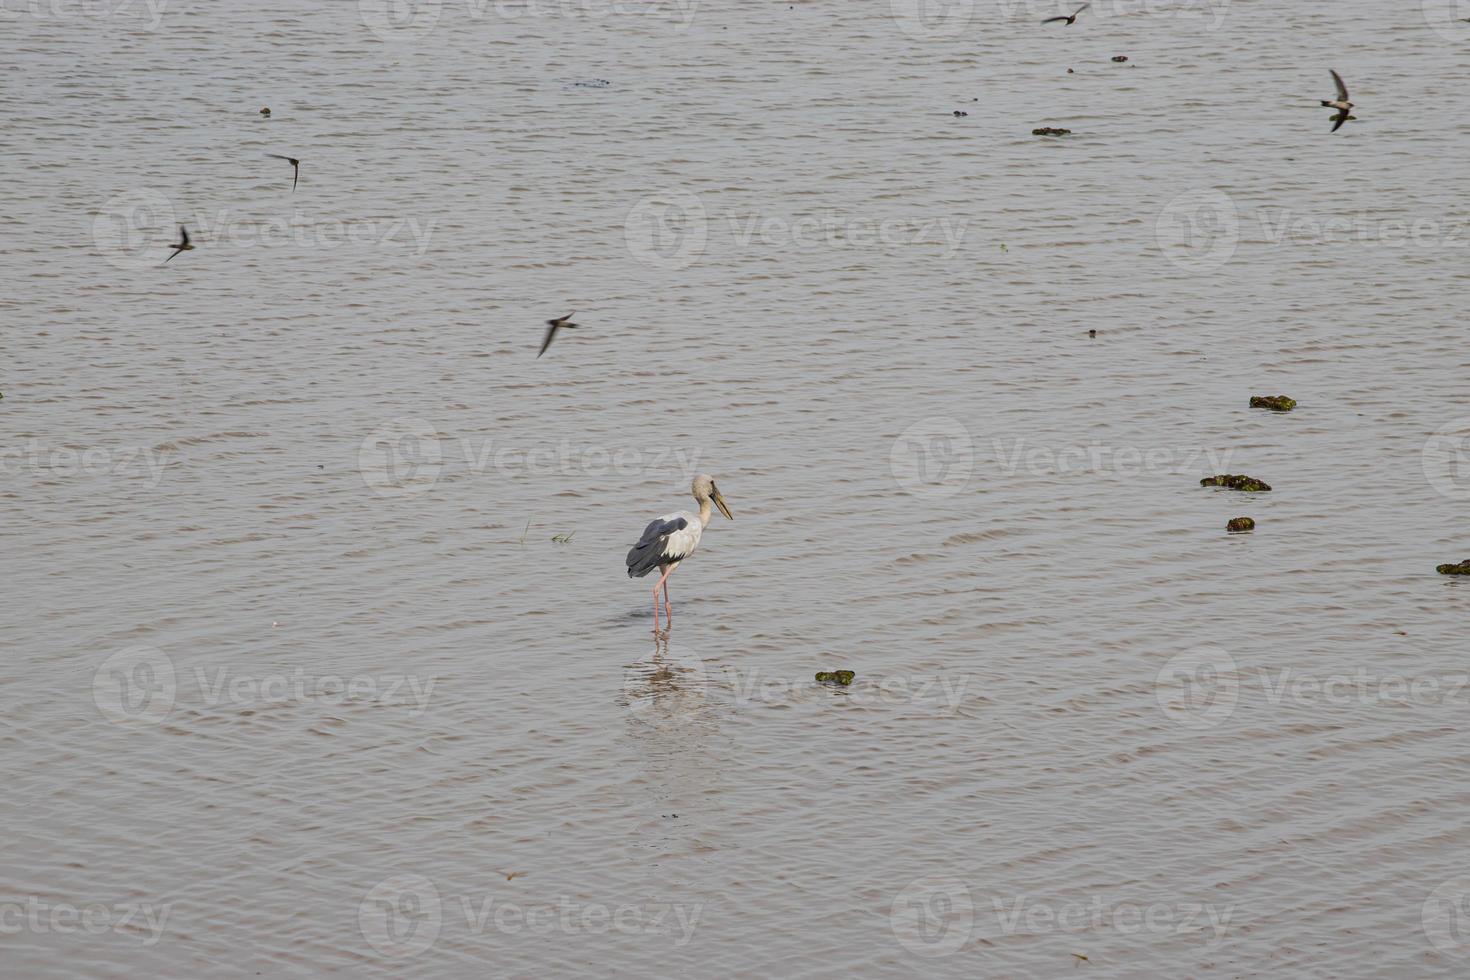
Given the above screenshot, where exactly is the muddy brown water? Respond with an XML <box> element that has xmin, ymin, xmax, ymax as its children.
<box><xmin>6</xmin><ymin>0</ymin><xmax>1470</xmax><ymax>975</ymax></box>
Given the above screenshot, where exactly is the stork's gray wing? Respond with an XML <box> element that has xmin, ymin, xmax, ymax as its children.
<box><xmin>626</xmin><ymin>517</ymin><xmax>688</xmax><ymax>578</ymax></box>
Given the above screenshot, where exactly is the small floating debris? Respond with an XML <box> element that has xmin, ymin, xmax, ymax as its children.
<box><xmin>953</xmin><ymin>110</ymin><xmax>969</xmax><ymax>117</ymax></box>
<box><xmin>1250</xmin><ymin>394</ymin><xmax>1297</xmax><ymax>412</ymax></box>
<box><xmin>570</xmin><ymin>78</ymin><xmax>610</xmax><ymax>88</ymax></box>
<box><xmin>550</xmin><ymin>531</ymin><xmax>575</xmax><ymax>544</ymax></box>
<box><xmin>1087</xmin><ymin>329</ymin><xmax>1096</xmax><ymax>338</ymax></box>
<box><xmin>1226</xmin><ymin>517</ymin><xmax>1255</xmax><ymax>533</ymax></box>
<box><xmin>1033</xmin><ymin>127</ymin><xmax>1071</xmax><ymax>136</ymax></box>
<box><xmin>1201</xmin><ymin>474</ymin><xmax>1272</xmax><ymax>492</ymax></box>
<box><xmin>1111</xmin><ymin>55</ymin><xmax>1128</xmax><ymax>62</ymax></box>
<box><xmin>1436</xmin><ymin>559</ymin><xmax>1470</xmax><ymax>575</ymax></box>
<box><xmin>259</xmin><ymin>106</ymin><xmax>270</xmax><ymax>116</ymax></box>
<box><xmin>815</xmin><ymin>670</ymin><xmax>855</xmax><ymax>686</ymax></box>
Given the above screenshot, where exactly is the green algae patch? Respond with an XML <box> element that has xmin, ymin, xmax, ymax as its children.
<box><xmin>1226</xmin><ymin>517</ymin><xmax>1255</xmax><ymax>533</ymax></box>
<box><xmin>1201</xmin><ymin>474</ymin><xmax>1272</xmax><ymax>492</ymax></box>
<box><xmin>1436</xmin><ymin>560</ymin><xmax>1470</xmax><ymax>576</ymax></box>
<box><xmin>1249</xmin><ymin>395</ymin><xmax>1296</xmax><ymax>412</ymax></box>
<box><xmin>815</xmin><ymin>670</ymin><xmax>856</xmax><ymax>686</ymax></box>
<box><xmin>1032</xmin><ymin>127</ymin><xmax>1071</xmax><ymax>136</ymax></box>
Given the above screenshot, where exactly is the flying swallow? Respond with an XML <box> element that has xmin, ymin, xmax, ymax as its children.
<box><xmin>265</xmin><ymin>153</ymin><xmax>300</xmax><ymax>191</ymax></box>
<box><xmin>1320</xmin><ymin>70</ymin><xmax>1355</xmax><ymax>132</ymax></box>
<box><xmin>538</xmin><ymin>312</ymin><xmax>577</xmax><ymax>358</ymax></box>
<box><xmin>165</xmin><ymin>225</ymin><xmax>193</xmax><ymax>263</ymax></box>
<box><xmin>1042</xmin><ymin>3</ymin><xmax>1089</xmax><ymax>25</ymax></box>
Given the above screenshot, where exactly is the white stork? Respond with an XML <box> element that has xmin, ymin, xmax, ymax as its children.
<box><xmin>625</xmin><ymin>474</ymin><xmax>733</xmax><ymax>633</ymax></box>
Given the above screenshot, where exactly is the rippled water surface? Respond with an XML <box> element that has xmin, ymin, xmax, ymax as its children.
<box><xmin>6</xmin><ymin>0</ymin><xmax>1470</xmax><ymax>975</ymax></box>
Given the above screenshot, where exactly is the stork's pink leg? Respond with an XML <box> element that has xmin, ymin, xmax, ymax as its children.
<box><xmin>652</xmin><ymin>565</ymin><xmax>675</xmax><ymax>632</ymax></box>
<box><xmin>663</xmin><ymin>575</ymin><xmax>673</xmax><ymax>624</ymax></box>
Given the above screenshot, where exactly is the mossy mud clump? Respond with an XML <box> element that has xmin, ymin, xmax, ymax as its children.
<box><xmin>815</xmin><ymin>670</ymin><xmax>855</xmax><ymax>686</ymax></box>
<box><xmin>1437</xmin><ymin>560</ymin><xmax>1470</xmax><ymax>576</ymax></box>
<box><xmin>1226</xmin><ymin>517</ymin><xmax>1255</xmax><ymax>533</ymax></box>
<box><xmin>1033</xmin><ymin>127</ymin><xmax>1071</xmax><ymax>136</ymax></box>
<box><xmin>1249</xmin><ymin>395</ymin><xmax>1297</xmax><ymax>412</ymax></box>
<box><xmin>1201</xmin><ymin>474</ymin><xmax>1272</xmax><ymax>492</ymax></box>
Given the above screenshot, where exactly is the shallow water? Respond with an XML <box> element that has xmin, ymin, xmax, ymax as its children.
<box><xmin>6</xmin><ymin>0</ymin><xmax>1470</xmax><ymax>975</ymax></box>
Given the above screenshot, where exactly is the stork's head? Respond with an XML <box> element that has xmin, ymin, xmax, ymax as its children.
<box><xmin>692</xmin><ymin>474</ymin><xmax>732</xmax><ymax>520</ymax></box>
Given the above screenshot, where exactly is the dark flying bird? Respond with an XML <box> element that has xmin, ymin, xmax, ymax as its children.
<box><xmin>538</xmin><ymin>312</ymin><xmax>577</xmax><ymax>358</ymax></box>
<box><xmin>1042</xmin><ymin>3</ymin><xmax>1089</xmax><ymax>25</ymax></box>
<box><xmin>165</xmin><ymin>226</ymin><xmax>193</xmax><ymax>263</ymax></box>
<box><xmin>265</xmin><ymin>154</ymin><xmax>300</xmax><ymax>191</ymax></box>
<box><xmin>625</xmin><ymin>474</ymin><xmax>733</xmax><ymax>634</ymax></box>
<box><xmin>1320</xmin><ymin>70</ymin><xmax>1355</xmax><ymax>133</ymax></box>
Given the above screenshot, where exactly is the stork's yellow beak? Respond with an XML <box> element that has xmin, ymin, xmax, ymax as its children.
<box><xmin>712</xmin><ymin>486</ymin><xmax>732</xmax><ymax>521</ymax></box>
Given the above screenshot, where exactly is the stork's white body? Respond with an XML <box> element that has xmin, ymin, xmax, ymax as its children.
<box><xmin>651</xmin><ymin>510</ymin><xmax>704</xmax><ymax>569</ymax></box>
